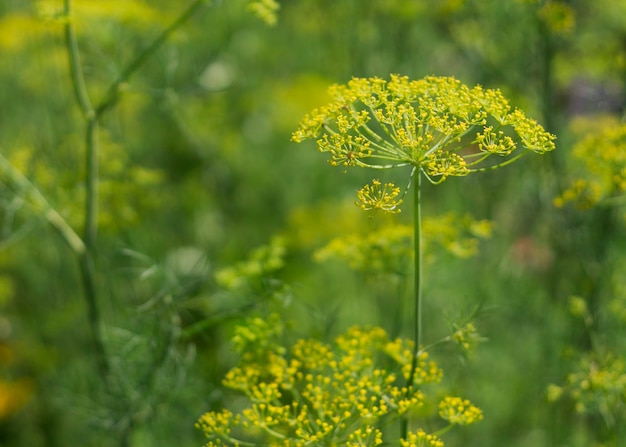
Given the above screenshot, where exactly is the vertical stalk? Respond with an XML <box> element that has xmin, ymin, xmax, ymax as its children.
<box><xmin>84</xmin><ymin>117</ymin><xmax>99</xmax><ymax>252</ymax></box>
<box><xmin>413</xmin><ymin>171</ymin><xmax>423</xmax><ymax>350</ymax></box>
<box><xmin>408</xmin><ymin>169</ymin><xmax>422</xmax><ymax>388</ymax></box>
<box><xmin>64</xmin><ymin>0</ymin><xmax>109</xmax><ymax>380</ymax></box>
<box><xmin>64</xmin><ymin>0</ymin><xmax>93</xmax><ymax>117</ymax></box>
<box><xmin>401</xmin><ymin>171</ymin><xmax>423</xmax><ymax>439</ymax></box>
<box><xmin>81</xmin><ymin>117</ymin><xmax>108</xmax><ymax>379</ymax></box>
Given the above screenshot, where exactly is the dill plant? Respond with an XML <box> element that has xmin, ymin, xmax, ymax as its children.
<box><xmin>291</xmin><ymin>74</ymin><xmax>554</xmax><ymax>352</ymax></box>
<box><xmin>196</xmin><ymin>74</ymin><xmax>555</xmax><ymax>445</ymax></box>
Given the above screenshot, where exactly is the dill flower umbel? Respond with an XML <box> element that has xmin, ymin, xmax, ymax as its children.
<box><xmin>292</xmin><ymin>75</ymin><xmax>555</xmax><ymax>210</ymax></box>
<box><xmin>356</xmin><ymin>179</ymin><xmax>403</xmax><ymax>213</ymax></box>
<box><xmin>196</xmin><ymin>318</ymin><xmax>479</xmax><ymax>446</ymax></box>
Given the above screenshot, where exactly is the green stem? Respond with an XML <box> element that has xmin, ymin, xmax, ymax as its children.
<box><xmin>83</xmin><ymin>118</ymin><xmax>109</xmax><ymax>379</ymax></box>
<box><xmin>64</xmin><ymin>0</ymin><xmax>94</xmax><ymax>119</ymax></box>
<box><xmin>473</xmin><ymin>152</ymin><xmax>525</xmax><ymax>172</ymax></box>
<box><xmin>64</xmin><ymin>0</ymin><xmax>109</xmax><ymax>380</ymax></box>
<box><xmin>95</xmin><ymin>0</ymin><xmax>210</xmax><ymax>117</ymax></box>
<box><xmin>45</xmin><ymin>209</ymin><xmax>85</xmax><ymax>255</ymax></box>
<box><xmin>78</xmin><ymin>250</ymin><xmax>108</xmax><ymax>377</ymax></box>
<box><xmin>413</xmin><ymin>171</ymin><xmax>423</xmax><ymax>351</ymax></box>
<box><xmin>401</xmin><ymin>170</ymin><xmax>423</xmax><ymax>440</ymax></box>
<box><xmin>84</xmin><ymin>118</ymin><xmax>99</xmax><ymax>252</ymax></box>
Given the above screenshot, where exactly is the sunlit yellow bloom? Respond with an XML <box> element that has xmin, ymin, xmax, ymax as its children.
<box><xmin>293</xmin><ymin>75</ymin><xmax>555</xmax><ymax>211</ymax></box>
<box><xmin>197</xmin><ymin>320</ymin><xmax>449</xmax><ymax>446</ymax></box>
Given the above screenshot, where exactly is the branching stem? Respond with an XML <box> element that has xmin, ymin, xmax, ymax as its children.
<box><xmin>62</xmin><ymin>0</ymin><xmax>211</xmax><ymax>382</ymax></box>
<box><xmin>64</xmin><ymin>0</ymin><xmax>109</xmax><ymax>380</ymax></box>
<box><xmin>64</xmin><ymin>0</ymin><xmax>94</xmax><ymax>118</ymax></box>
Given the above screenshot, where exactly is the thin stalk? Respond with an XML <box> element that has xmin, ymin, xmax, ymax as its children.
<box><xmin>474</xmin><ymin>152</ymin><xmax>525</xmax><ymax>172</ymax></box>
<box><xmin>64</xmin><ymin>0</ymin><xmax>94</xmax><ymax>118</ymax></box>
<box><xmin>78</xmin><ymin>251</ymin><xmax>108</xmax><ymax>376</ymax></box>
<box><xmin>64</xmin><ymin>0</ymin><xmax>109</xmax><ymax>379</ymax></box>
<box><xmin>401</xmin><ymin>170</ymin><xmax>423</xmax><ymax>439</ymax></box>
<box><xmin>84</xmin><ymin>118</ymin><xmax>99</xmax><ymax>252</ymax></box>
<box><xmin>82</xmin><ymin>117</ymin><xmax>109</xmax><ymax>379</ymax></box>
<box><xmin>44</xmin><ymin>209</ymin><xmax>85</xmax><ymax>255</ymax></box>
<box><xmin>412</xmin><ymin>170</ymin><xmax>423</xmax><ymax>352</ymax></box>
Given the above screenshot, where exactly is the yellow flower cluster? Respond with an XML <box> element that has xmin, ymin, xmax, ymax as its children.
<box><xmin>438</xmin><ymin>396</ymin><xmax>484</xmax><ymax>425</ymax></box>
<box><xmin>555</xmin><ymin>117</ymin><xmax>626</xmax><ymax>213</ymax></box>
<box><xmin>346</xmin><ymin>427</ymin><xmax>383</xmax><ymax>446</ymax></box>
<box><xmin>421</xmin><ymin>151</ymin><xmax>469</xmax><ymax>183</ymax></box>
<box><xmin>475</xmin><ymin>126</ymin><xmax>516</xmax><ymax>155</ymax></box>
<box><xmin>197</xmin><ymin>322</ymin><xmax>456</xmax><ymax>446</ymax></box>
<box><xmin>356</xmin><ymin>179</ymin><xmax>403</xmax><ymax>214</ymax></box>
<box><xmin>292</xmin><ymin>75</ymin><xmax>555</xmax><ymax>189</ymax></box>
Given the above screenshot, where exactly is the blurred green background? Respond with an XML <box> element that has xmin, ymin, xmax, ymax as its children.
<box><xmin>1</xmin><ymin>0</ymin><xmax>625</xmax><ymax>446</ymax></box>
